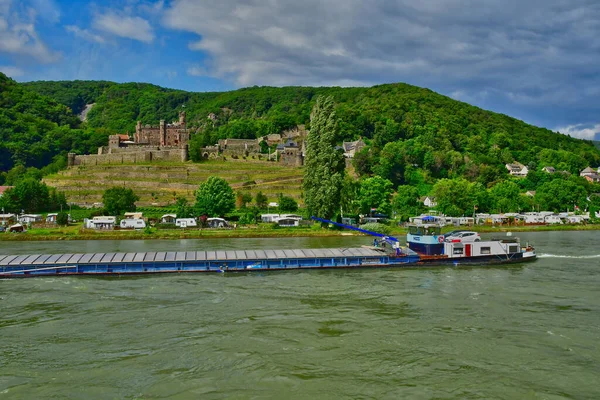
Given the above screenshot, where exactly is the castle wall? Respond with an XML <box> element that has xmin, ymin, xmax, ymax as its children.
<box><xmin>69</xmin><ymin>147</ymin><xmax>188</xmax><ymax>167</ymax></box>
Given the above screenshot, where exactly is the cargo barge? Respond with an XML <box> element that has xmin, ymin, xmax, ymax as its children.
<box><xmin>0</xmin><ymin>218</ymin><xmax>536</xmax><ymax>278</ymax></box>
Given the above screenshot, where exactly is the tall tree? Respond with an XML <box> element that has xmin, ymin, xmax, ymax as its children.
<box><xmin>102</xmin><ymin>187</ymin><xmax>139</xmax><ymax>216</ymax></box>
<box><xmin>357</xmin><ymin>176</ymin><xmax>394</xmax><ymax>215</ymax></box>
<box><xmin>195</xmin><ymin>176</ymin><xmax>235</xmax><ymax>217</ymax></box>
<box><xmin>303</xmin><ymin>96</ymin><xmax>345</xmax><ymax>220</ymax></box>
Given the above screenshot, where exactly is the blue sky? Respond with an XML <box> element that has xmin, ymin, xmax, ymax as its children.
<box><xmin>1</xmin><ymin>0</ymin><xmax>599</xmax><ymax>140</ymax></box>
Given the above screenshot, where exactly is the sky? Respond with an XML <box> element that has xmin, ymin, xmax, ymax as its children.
<box><xmin>1</xmin><ymin>0</ymin><xmax>599</xmax><ymax>140</ymax></box>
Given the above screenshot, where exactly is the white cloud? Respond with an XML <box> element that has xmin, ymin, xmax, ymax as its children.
<box><xmin>187</xmin><ymin>65</ymin><xmax>207</xmax><ymax>77</ymax></box>
<box><xmin>0</xmin><ymin>65</ymin><xmax>24</xmax><ymax>77</ymax></box>
<box><xmin>93</xmin><ymin>11</ymin><xmax>154</xmax><ymax>43</ymax></box>
<box><xmin>161</xmin><ymin>0</ymin><xmax>600</xmax><ymax>120</ymax></box>
<box><xmin>30</xmin><ymin>0</ymin><xmax>60</xmax><ymax>23</ymax></box>
<box><xmin>556</xmin><ymin>124</ymin><xmax>600</xmax><ymax>140</ymax></box>
<box><xmin>0</xmin><ymin>2</ymin><xmax>62</xmax><ymax>63</ymax></box>
<box><xmin>65</xmin><ymin>25</ymin><xmax>106</xmax><ymax>44</ymax></box>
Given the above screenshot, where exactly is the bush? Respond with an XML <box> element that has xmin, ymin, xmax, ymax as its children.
<box><xmin>56</xmin><ymin>212</ymin><xmax>69</xmax><ymax>226</ymax></box>
<box><xmin>359</xmin><ymin>223</ymin><xmax>391</xmax><ymax>235</ymax></box>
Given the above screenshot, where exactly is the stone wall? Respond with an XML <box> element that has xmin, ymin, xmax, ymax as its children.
<box><xmin>69</xmin><ymin>146</ymin><xmax>188</xmax><ymax>166</ymax></box>
<box><xmin>280</xmin><ymin>148</ymin><xmax>304</xmax><ymax>167</ymax></box>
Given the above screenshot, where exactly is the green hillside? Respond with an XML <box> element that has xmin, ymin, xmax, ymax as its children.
<box><xmin>24</xmin><ymin>79</ymin><xmax>600</xmax><ymax>187</ymax></box>
<box><xmin>0</xmin><ymin>73</ymin><xmax>113</xmax><ymax>176</ymax></box>
<box><xmin>43</xmin><ymin>160</ymin><xmax>303</xmax><ymax>207</ymax></box>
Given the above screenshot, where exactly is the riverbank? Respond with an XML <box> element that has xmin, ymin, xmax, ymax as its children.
<box><xmin>1</xmin><ymin>222</ymin><xmax>600</xmax><ymax>241</ymax></box>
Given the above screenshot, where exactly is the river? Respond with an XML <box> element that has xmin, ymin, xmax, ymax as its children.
<box><xmin>0</xmin><ymin>232</ymin><xmax>599</xmax><ymax>399</ymax></box>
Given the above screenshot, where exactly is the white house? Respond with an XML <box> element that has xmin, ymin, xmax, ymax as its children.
<box><xmin>506</xmin><ymin>162</ymin><xmax>528</xmax><ymax>177</ymax></box>
<box><xmin>46</xmin><ymin>213</ymin><xmax>58</xmax><ymax>224</ymax></box>
<box><xmin>120</xmin><ymin>219</ymin><xmax>146</xmax><ymax>229</ymax></box>
<box><xmin>175</xmin><ymin>218</ymin><xmax>197</xmax><ymax>228</ymax></box>
<box><xmin>161</xmin><ymin>214</ymin><xmax>177</xmax><ymax>224</ymax></box>
<box><xmin>19</xmin><ymin>214</ymin><xmax>43</xmax><ymax>224</ymax></box>
<box><xmin>419</xmin><ymin>196</ymin><xmax>438</xmax><ymax>208</ymax></box>
<box><xmin>542</xmin><ymin>166</ymin><xmax>555</xmax><ymax>174</ymax></box>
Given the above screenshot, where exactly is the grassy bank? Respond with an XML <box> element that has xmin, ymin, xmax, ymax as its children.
<box><xmin>2</xmin><ymin>222</ymin><xmax>600</xmax><ymax>242</ymax></box>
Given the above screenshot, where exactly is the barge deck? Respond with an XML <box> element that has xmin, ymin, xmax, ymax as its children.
<box><xmin>0</xmin><ymin>247</ymin><xmax>421</xmax><ymax>277</ymax></box>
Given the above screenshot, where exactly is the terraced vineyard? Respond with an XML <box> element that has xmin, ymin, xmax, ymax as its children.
<box><xmin>43</xmin><ymin>160</ymin><xmax>304</xmax><ymax>207</ymax></box>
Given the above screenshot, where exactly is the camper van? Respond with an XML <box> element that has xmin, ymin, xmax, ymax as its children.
<box><xmin>120</xmin><ymin>219</ymin><xmax>146</xmax><ymax>229</ymax></box>
<box><xmin>175</xmin><ymin>218</ymin><xmax>197</xmax><ymax>228</ymax></box>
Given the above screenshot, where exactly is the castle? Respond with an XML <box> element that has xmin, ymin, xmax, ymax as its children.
<box><xmin>68</xmin><ymin>112</ymin><xmax>190</xmax><ymax>166</ymax></box>
<box><xmin>135</xmin><ymin>111</ymin><xmax>190</xmax><ymax>146</ymax></box>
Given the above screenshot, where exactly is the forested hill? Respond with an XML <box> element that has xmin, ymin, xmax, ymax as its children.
<box><xmin>0</xmin><ymin>73</ymin><xmax>114</xmax><ymax>176</ymax></box>
<box><xmin>24</xmin><ymin>78</ymin><xmax>600</xmax><ymax>185</ymax></box>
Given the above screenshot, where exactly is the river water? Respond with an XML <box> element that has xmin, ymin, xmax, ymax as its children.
<box><xmin>0</xmin><ymin>232</ymin><xmax>599</xmax><ymax>399</ymax></box>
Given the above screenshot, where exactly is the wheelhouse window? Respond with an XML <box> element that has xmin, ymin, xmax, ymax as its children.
<box><xmin>509</xmin><ymin>245</ymin><xmax>518</xmax><ymax>253</ymax></box>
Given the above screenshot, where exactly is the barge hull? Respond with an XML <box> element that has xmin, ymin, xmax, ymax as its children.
<box><xmin>0</xmin><ymin>247</ymin><xmax>420</xmax><ymax>278</ymax></box>
<box><xmin>0</xmin><ymin>247</ymin><xmax>536</xmax><ymax>278</ymax></box>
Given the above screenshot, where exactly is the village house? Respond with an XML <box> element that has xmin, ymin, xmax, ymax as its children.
<box><xmin>0</xmin><ymin>186</ymin><xmax>13</xmax><ymax>197</ymax></box>
<box><xmin>542</xmin><ymin>166</ymin><xmax>555</xmax><ymax>174</ymax></box>
<box><xmin>525</xmin><ymin>191</ymin><xmax>536</xmax><ymax>197</ymax></box>
<box><xmin>580</xmin><ymin>167</ymin><xmax>600</xmax><ymax>183</ymax></box>
<box><xmin>342</xmin><ymin>138</ymin><xmax>366</xmax><ymax>158</ymax></box>
<box><xmin>262</xmin><ymin>134</ymin><xmax>282</xmax><ymax>146</ymax></box>
<box><xmin>420</xmin><ymin>196</ymin><xmax>438</xmax><ymax>208</ymax></box>
<box><xmin>505</xmin><ymin>162</ymin><xmax>528</xmax><ymax>177</ymax></box>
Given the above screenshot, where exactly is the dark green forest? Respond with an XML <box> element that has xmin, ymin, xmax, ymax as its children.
<box><xmin>8</xmin><ymin>73</ymin><xmax>600</xmax><ymax>214</ymax></box>
<box><xmin>0</xmin><ymin>73</ymin><xmax>114</xmax><ymax>179</ymax></box>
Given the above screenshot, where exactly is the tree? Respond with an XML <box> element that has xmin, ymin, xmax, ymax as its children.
<box><xmin>357</xmin><ymin>176</ymin><xmax>394</xmax><ymax>215</ymax></box>
<box><xmin>340</xmin><ymin>176</ymin><xmax>360</xmax><ymax>216</ymax></box>
<box><xmin>102</xmin><ymin>187</ymin><xmax>139</xmax><ymax>216</ymax></box>
<box><xmin>535</xmin><ymin>179</ymin><xmax>588</xmax><ymax>213</ymax></box>
<box><xmin>432</xmin><ymin>178</ymin><xmax>476</xmax><ymax>217</ymax></box>
<box><xmin>236</xmin><ymin>191</ymin><xmax>253</xmax><ymax>209</ymax></box>
<box><xmin>392</xmin><ymin>185</ymin><xmax>423</xmax><ymax>220</ymax></box>
<box><xmin>175</xmin><ymin>197</ymin><xmax>193</xmax><ymax>218</ymax></box>
<box><xmin>488</xmin><ymin>180</ymin><xmax>523</xmax><ymax>213</ymax></box>
<box><xmin>278</xmin><ymin>194</ymin><xmax>298</xmax><ymax>212</ymax></box>
<box><xmin>255</xmin><ymin>191</ymin><xmax>268</xmax><ymax>209</ymax></box>
<box><xmin>303</xmin><ymin>96</ymin><xmax>345</xmax><ymax>219</ymax></box>
<box><xmin>195</xmin><ymin>176</ymin><xmax>235</xmax><ymax>217</ymax></box>
<box><xmin>6</xmin><ymin>178</ymin><xmax>51</xmax><ymax>213</ymax></box>
<box><xmin>56</xmin><ymin>211</ymin><xmax>69</xmax><ymax>226</ymax></box>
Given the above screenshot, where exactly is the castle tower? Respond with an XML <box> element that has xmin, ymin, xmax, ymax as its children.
<box><xmin>179</xmin><ymin>111</ymin><xmax>186</xmax><ymax>127</ymax></box>
<box><xmin>135</xmin><ymin>121</ymin><xmax>142</xmax><ymax>143</ymax></box>
<box><xmin>160</xmin><ymin>120</ymin><xmax>166</xmax><ymax>146</ymax></box>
